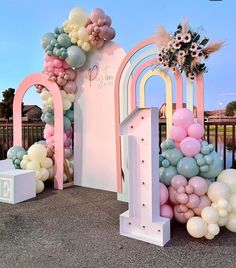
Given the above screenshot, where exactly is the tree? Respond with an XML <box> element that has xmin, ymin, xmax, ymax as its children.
<box><xmin>0</xmin><ymin>88</ymin><xmax>15</xmax><ymax>121</ymax></box>
<box><xmin>225</xmin><ymin>101</ymin><xmax>236</xmax><ymax>117</ymax></box>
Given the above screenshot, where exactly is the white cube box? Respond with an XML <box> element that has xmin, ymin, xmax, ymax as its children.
<box><xmin>0</xmin><ymin>169</ymin><xmax>36</xmax><ymax>204</ymax></box>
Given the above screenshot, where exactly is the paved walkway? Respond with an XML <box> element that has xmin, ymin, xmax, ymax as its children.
<box><xmin>0</xmin><ymin>187</ymin><xmax>235</xmax><ymax>268</ymax></box>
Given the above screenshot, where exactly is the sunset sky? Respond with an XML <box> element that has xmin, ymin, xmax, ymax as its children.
<box><xmin>0</xmin><ymin>0</ymin><xmax>235</xmax><ymax>110</ymax></box>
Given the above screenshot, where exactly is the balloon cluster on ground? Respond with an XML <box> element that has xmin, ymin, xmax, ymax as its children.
<box><xmin>7</xmin><ymin>146</ymin><xmax>27</xmax><ymax>169</ymax></box>
<box><xmin>159</xmin><ymin>108</ymin><xmax>236</xmax><ymax>239</ymax></box>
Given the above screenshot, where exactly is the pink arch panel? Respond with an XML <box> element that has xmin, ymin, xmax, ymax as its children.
<box><xmin>13</xmin><ymin>73</ymin><xmax>64</xmax><ymax>190</ymax></box>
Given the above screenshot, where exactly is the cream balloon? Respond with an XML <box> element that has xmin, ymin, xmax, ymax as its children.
<box><xmin>207</xmin><ymin>182</ymin><xmax>231</xmax><ymax>203</ymax></box>
<box><xmin>63</xmin><ymin>99</ymin><xmax>72</xmax><ymax>111</ymax></box>
<box><xmin>201</xmin><ymin>207</ymin><xmax>219</xmax><ymax>224</ymax></box>
<box><xmin>225</xmin><ymin>214</ymin><xmax>236</xmax><ymax>232</ymax></box>
<box><xmin>20</xmin><ymin>159</ymin><xmax>29</xmax><ymax>169</ymax></box>
<box><xmin>26</xmin><ymin>161</ymin><xmax>40</xmax><ymax>171</ymax></box>
<box><xmin>69</xmin><ymin>8</ymin><xmax>88</xmax><ymax>26</ymax></box>
<box><xmin>218</xmin><ymin>216</ymin><xmax>228</xmax><ymax>227</ymax></box>
<box><xmin>40</xmin><ymin>157</ymin><xmax>53</xmax><ymax>169</ymax></box>
<box><xmin>35</xmin><ymin>170</ymin><xmax>42</xmax><ymax>180</ymax></box>
<box><xmin>217</xmin><ymin>169</ymin><xmax>236</xmax><ymax>194</ymax></box>
<box><xmin>39</xmin><ymin>168</ymin><xmax>49</xmax><ymax>182</ymax></box>
<box><xmin>208</xmin><ymin>223</ymin><xmax>220</xmax><ymax>236</ymax></box>
<box><xmin>204</xmin><ymin>232</ymin><xmax>215</xmax><ymax>240</ymax></box>
<box><xmin>230</xmin><ymin>194</ymin><xmax>236</xmax><ymax>213</ymax></box>
<box><xmin>36</xmin><ymin>180</ymin><xmax>45</xmax><ymax>194</ymax></box>
<box><xmin>28</xmin><ymin>144</ymin><xmax>47</xmax><ymax>161</ymax></box>
<box><xmin>187</xmin><ymin>217</ymin><xmax>208</xmax><ymax>238</ymax></box>
<box><xmin>78</xmin><ymin>27</ymin><xmax>89</xmax><ymax>41</ymax></box>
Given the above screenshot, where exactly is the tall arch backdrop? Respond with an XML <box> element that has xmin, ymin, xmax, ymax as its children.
<box><xmin>13</xmin><ymin>73</ymin><xmax>64</xmax><ymax>190</ymax></box>
<box><xmin>115</xmin><ymin>37</ymin><xmax>204</xmax><ymax>199</ymax></box>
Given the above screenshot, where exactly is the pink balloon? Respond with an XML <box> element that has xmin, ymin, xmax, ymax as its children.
<box><xmin>159</xmin><ymin>183</ymin><xmax>169</xmax><ymax>206</ymax></box>
<box><xmin>93</xmin><ymin>38</ymin><xmax>105</xmax><ymax>48</ymax></box>
<box><xmin>64</xmin><ymin>138</ymin><xmax>72</xmax><ymax>147</ymax></box>
<box><xmin>173</xmin><ymin>108</ymin><xmax>194</xmax><ymax>129</ymax></box>
<box><xmin>171</xmin><ymin>175</ymin><xmax>187</xmax><ymax>189</ymax></box>
<box><xmin>64</xmin><ymin>148</ymin><xmax>73</xmax><ymax>159</ymax></box>
<box><xmin>99</xmin><ymin>25</ymin><xmax>109</xmax><ymax>39</ymax></box>
<box><xmin>57</xmin><ymin>77</ymin><xmax>67</xmax><ymax>87</ymax></box>
<box><xmin>65</xmin><ymin>127</ymin><xmax>73</xmax><ymax>138</ymax></box>
<box><xmin>106</xmin><ymin>27</ymin><xmax>116</xmax><ymax>40</ymax></box>
<box><xmin>174</xmin><ymin>206</ymin><xmax>188</xmax><ymax>223</ymax></box>
<box><xmin>185</xmin><ymin>185</ymin><xmax>194</xmax><ymax>194</ymax></box>
<box><xmin>187</xmin><ymin>123</ymin><xmax>205</xmax><ymax>139</ymax></box>
<box><xmin>160</xmin><ymin>204</ymin><xmax>173</xmax><ymax>219</ymax></box>
<box><xmin>105</xmin><ymin>15</ymin><xmax>112</xmax><ymax>26</ymax></box>
<box><xmin>62</xmin><ymin>60</ymin><xmax>70</xmax><ymax>70</ymax></box>
<box><xmin>193</xmin><ymin>195</ymin><xmax>211</xmax><ymax>216</ymax></box>
<box><xmin>169</xmin><ymin>126</ymin><xmax>187</xmax><ymax>142</ymax></box>
<box><xmin>65</xmin><ymin>69</ymin><xmax>76</xmax><ymax>81</ymax></box>
<box><xmin>179</xmin><ymin>204</ymin><xmax>189</xmax><ymax>213</ymax></box>
<box><xmin>175</xmin><ymin>141</ymin><xmax>180</xmax><ymax>149</ymax></box>
<box><xmin>188</xmin><ymin>176</ymin><xmax>209</xmax><ymax>196</ymax></box>
<box><xmin>186</xmin><ymin>194</ymin><xmax>200</xmax><ymax>208</ymax></box>
<box><xmin>183</xmin><ymin>209</ymin><xmax>194</xmax><ymax>220</ymax></box>
<box><xmin>63</xmin><ymin>81</ymin><xmax>77</xmax><ymax>93</ymax></box>
<box><xmin>90</xmin><ymin>8</ymin><xmax>105</xmax><ymax>23</ymax></box>
<box><xmin>54</xmin><ymin>67</ymin><xmax>64</xmax><ymax>76</ymax></box>
<box><xmin>176</xmin><ymin>193</ymin><xmax>189</xmax><ymax>204</ymax></box>
<box><xmin>46</xmin><ymin>136</ymin><xmax>55</xmax><ymax>145</ymax></box>
<box><xmin>53</xmin><ymin>59</ymin><xmax>62</xmax><ymax>68</ymax></box>
<box><xmin>168</xmin><ymin>186</ymin><xmax>178</xmax><ymax>204</ymax></box>
<box><xmin>180</xmin><ymin>137</ymin><xmax>201</xmax><ymax>157</ymax></box>
<box><xmin>177</xmin><ymin>185</ymin><xmax>185</xmax><ymax>194</ymax></box>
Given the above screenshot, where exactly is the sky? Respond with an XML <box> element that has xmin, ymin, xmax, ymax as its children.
<box><xmin>0</xmin><ymin>0</ymin><xmax>236</xmax><ymax>111</ymax></box>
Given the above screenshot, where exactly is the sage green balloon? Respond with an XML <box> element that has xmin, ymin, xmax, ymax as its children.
<box><xmin>177</xmin><ymin>157</ymin><xmax>199</xmax><ymax>178</ymax></box>
<box><xmin>199</xmin><ymin>151</ymin><xmax>223</xmax><ymax>178</ymax></box>
<box><xmin>41</xmin><ymin>32</ymin><xmax>55</xmax><ymax>49</ymax></box>
<box><xmin>165</xmin><ymin>148</ymin><xmax>183</xmax><ymax>166</ymax></box>
<box><xmin>160</xmin><ymin>166</ymin><xmax>178</xmax><ymax>186</ymax></box>
<box><xmin>57</xmin><ymin>33</ymin><xmax>72</xmax><ymax>48</ymax></box>
<box><xmin>66</xmin><ymin>46</ymin><xmax>86</xmax><ymax>69</ymax></box>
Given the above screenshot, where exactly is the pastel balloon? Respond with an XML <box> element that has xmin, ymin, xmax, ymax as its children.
<box><xmin>36</xmin><ymin>180</ymin><xmax>45</xmax><ymax>194</ymax></box>
<box><xmin>168</xmin><ymin>186</ymin><xmax>178</xmax><ymax>204</ymax></box>
<box><xmin>65</xmin><ymin>69</ymin><xmax>76</xmax><ymax>80</ymax></box>
<box><xmin>186</xmin><ymin>194</ymin><xmax>200</xmax><ymax>208</ymax></box>
<box><xmin>217</xmin><ymin>169</ymin><xmax>236</xmax><ymax>194</ymax></box>
<box><xmin>64</xmin><ymin>148</ymin><xmax>73</xmax><ymax>159</ymax></box>
<box><xmin>169</xmin><ymin>126</ymin><xmax>187</xmax><ymax>142</ymax></box>
<box><xmin>177</xmin><ymin>157</ymin><xmax>199</xmax><ymax>178</ymax></box>
<box><xmin>183</xmin><ymin>209</ymin><xmax>194</xmax><ymax>220</ymax></box>
<box><xmin>41</xmin><ymin>32</ymin><xmax>55</xmax><ymax>49</ymax></box>
<box><xmin>69</xmin><ymin>7</ymin><xmax>88</xmax><ymax>26</ymax></box>
<box><xmin>63</xmin><ymin>81</ymin><xmax>77</xmax><ymax>93</ymax></box>
<box><xmin>160</xmin><ymin>166</ymin><xmax>178</xmax><ymax>186</ymax></box>
<box><xmin>174</xmin><ymin>206</ymin><xmax>188</xmax><ymax>223</ymax></box>
<box><xmin>160</xmin><ymin>204</ymin><xmax>173</xmax><ymax>219</ymax></box>
<box><xmin>171</xmin><ymin>175</ymin><xmax>188</xmax><ymax>189</ymax></box>
<box><xmin>176</xmin><ymin>193</ymin><xmax>189</xmax><ymax>204</ymax></box>
<box><xmin>66</xmin><ymin>46</ymin><xmax>86</xmax><ymax>69</ymax></box>
<box><xmin>208</xmin><ymin>223</ymin><xmax>220</xmax><ymax>236</ymax></box>
<box><xmin>164</xmin><ymin>148</ymin><xmax>183</xmax><ymax>166</ymax></box>
<box><xmin>199</xmin><ymin>151</ymin><xmax>223</xmax><ymax>178</ymax></box>
<box><xmin>180</xmin><ymin>137</ymin><xmax>201</xmax><ymax>157</ymax></box>
<box><xmin>40</xmin><ymin>157</ymin><xmax>53</xmax><ymax>169</ymax></box>
<box><xmin>187</xmin><ymin>123</ymin><xmax>205</xmax><ymax>139</ymax></box>
<box><xmin>225</xmin><ymin>214</ymin><xmax>236</xmax><ymax>232</ymax></box>
<box><xmin>26</xmin><ymin>161</ymin><xmax>40</xmax><ymax>171</ymax></box>
<box><xmin>173</xmin><ymin>108</ymin><xmax>194</xmax><ymax>129</ymax></box>
<box><xmin>207</xmin><ymin>182</ymin><xmax>231</xmax><ymax>203</ymax></box>
<box><xmin>159</xmin><ymin>183</ymin><xmax>169</xmax><ymax>205</ymax></box>
<box><xmin>193</xmin><ymin>195</ymin><xmax>211</xmax><ymax>216</ymax></box>
<box><xmin>187</xmin><ymin>216</ymin><xmax>208</xmax><ymax>238</ymax></box>
<box><xmin>39</xmin><ymin>168</ymin><xmax>49</xmax><ymax>182</ymax></box>
<box><xmin>188</xmin><ymin>176</ymin><xmax>208</xmax><ymax>196</ymax></box>
<box><xmin>201</xmin><ymin>206</ymin><xmax>219</xmax><ymax>224</ymax></box>
<box><xmin>28</xmin><ymin>144</ymin><xmax>47</xmax><ymax>161</ymax></box>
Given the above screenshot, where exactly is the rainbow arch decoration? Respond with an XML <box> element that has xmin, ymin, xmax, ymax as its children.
<box><xmin>114</xmin><ymin>37</ymin><xmax>205</xmax><ymax>196</ymax></box>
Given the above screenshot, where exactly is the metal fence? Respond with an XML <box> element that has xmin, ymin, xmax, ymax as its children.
<box><xmin>0</xmin><ymin>121</ymin><xmax>235</xmax><ymax>168</ymax></box>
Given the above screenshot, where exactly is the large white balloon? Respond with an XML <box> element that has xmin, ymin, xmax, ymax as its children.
<box><xmin>207</xmin><ymin>182</ymin><xmax>231</xmax><ymax>203</ymax></box>
<box><xmin>201</xmin><ymin>207</ymin><xmax>219</xmax><ymax>224</ymax></box>
<box><xmin>217</xmin><ymin>169</ymin><xmax>236</xmax><ymax>194</ymax></box>
<box><xmin>28</xmin><ymin>144</ymin><xmax>47</xmax><ymax>161</ymax></box>
<box><xmin>69</xmin><ymin>8</ymin><xmax>88</xmax><ymax>26</ymax></box>
<box><xmin>226</xmin><ymin>214</ymin><xmax>236</xmax><ymax>232</ymax></box>
<box><xmin>187</xmin><ymin>217</ymin><xmax>208</xmax><ymax>238</ymax></box>
<box><xmin>36</xmin><ymin>180</ymin><xmax>45</xmax><ymax>194</ymax></box>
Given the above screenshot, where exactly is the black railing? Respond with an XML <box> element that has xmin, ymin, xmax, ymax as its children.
<box><xmin>0</xmin><ymin>121</ymin><xmax>235</xmax><ymax>169</ymax></box>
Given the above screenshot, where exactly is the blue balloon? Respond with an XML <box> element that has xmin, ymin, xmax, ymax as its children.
<box><xmin>199</xmin><ymin>151</ymin><xmax>223</xmax><ymax>178</ymax></box>
<box><xmin>160</xmin><ymin>166</ymin><xmax>178</xmax><ymax>186</ymax></box>
<box><xmin>65</xmin><ymin>109</ymin><xmax>74</xmax><ymax>121</ymax></box>
<box><xmin>177</xmin><ymin>157</ymin><xmax>199</xmax><ymax>178</ymax></box>
<box><xmin>64</xmin><ymin>116</ymin><xmax>72</xmax><ymax>131</ymax></box>
<box><xmin>66</xmin><ymin>46</ymin><xmax>87</xmax><ymax>69</ymax></box>
<box><xmin>57</xmin><ymin>33</ymin><xmax>72</xmax><ymax>48</ymax></box>
<box><xmin>41</xmin><ymin>32</ymin><xmax>56</xmax><ymax>49</ymax></box>
<box><xmin>165</xmin><ymin>148</ymin><xmax>183</xmax><ymax>166</ymax></box>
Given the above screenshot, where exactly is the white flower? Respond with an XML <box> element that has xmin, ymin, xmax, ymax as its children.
<box><xmin>191</xmin><ymin>50</ymin><xmax>199</xmax><ymax>57</ymax></box>
<box><xmin>190</xmin><ymin>42</ymin><xmax>198</xmax><ymax>51</ymax></box>
<box><xmin>175</xmin><ymin>33</ymin><xmax>183</xmax><ymax>42</ymax></box>
<box><xmin>183</xmin><ymin>33</ymin><xmax>191</xmax><ymax>43</ymax></box>
<box><xmin>197</xmin><ymin>50</ymin><xmax>203</xmax><ymax>58</ymax></box>
<box><xmin>173</xmin><ymin>42</ymin><xmax>181</xmax><ymax>50</ymax></box>
<box><xmin>178</xmin><ymin>50</ymin><xmax>186</xmax><ymax>58</ymax></box>
<box><xmin>188</xmin><ymin>73</ymin><xmax>196</xmax><ymax>80</ymax></box>
<box><xmin>171</xmin><ymin>66</ymin><xmax>177</xmax><ymax>73</ymax></box>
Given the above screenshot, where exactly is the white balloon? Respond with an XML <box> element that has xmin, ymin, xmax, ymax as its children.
<box><xmin>20</xmin><ymin>159</ymin><xmax>29</xmax><ymax>169</ymax></box>
<box><xmin>230</xmin><ymin>194</ymin><xmax>236</xmax><ymax>213</ymax></box>
<box><xmin>226</xmin><ymin>213</ymin><xmax>236</xmax><ymax>232</ymax></box>
<box><xmin>39</xmin><ymin>168</ymin><xmax>49</xmax><ymax>181</ymax></box>
<box><xmin>217</xmin><ymin>198</ymin><xmax>229</xmax><ymax>209</ymax></box>
<box><xmin>26</xmin><ymin>161</ymin><xmax>40</xmax><ymax>171</ymax></box>
<box><xmin>207</xmin><ymin>182</ymin><xmax>231</xmax><ymax>203</ymax></box>
<box><xmin>36</xmin><ymin>180</ymin><xmax>45</xmax><ymax>194</ymax></box>
<box><xmin>78</xmin><ymin>26</ymin><xmax>89</xmax><ymax>42</ymax></box>
<box><xmin>204</xmin><ymin>232</ymin><xmax>215</xmax><ymax>240</ymax></box>
<box><xmin>218</xmin><ymin>216</ymin><xmax>228</xmax><ymax>227</ymax></box>
<box><xmin>187</xmin><ymin>217</ymin><xmax>208</xmax><ymax>238</ymax></box>
<box><xmin>218</xmin><ymin>169</ymin><xmax>236</xmax><ymax>194</ymax></box>
<box><xmin>41</xmin><ymin>157</ymin><xmax>53</xmax><ymax>169</ymax></box>
<box><xmin>35</xmin><ymin>170</ymin><xmax>42</xmax><ymax>180</ymax></box>
<box><xmin>63</xmin><ymin>99</ymin><xmax>71</xmax><ymax>111</ymax></box>
<box><xmin>28</xmin><ymin>144</ymin><xmax>47</xmax><ymax>161</ymax></box>
<box><xmin>208</xmin><ymin>223</ymin><xmax>220</xmax><ymax>236</ymax></box>
<box><xmin>201</xmin><ymin>207</ymin><xmax>219</xmax><ymax>224</ymax></box>
<box><xmin>69</xmin><ymin>8</ymin><xmax>88</xmax><ymax>26</ymax></box>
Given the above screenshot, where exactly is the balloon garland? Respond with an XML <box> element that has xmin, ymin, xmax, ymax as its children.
<box><xmin>159</xmin><ymin>108</ymin><xmax>236</xmax><ymax>239</ymax></box>
<box><xmin>7</xmin><ymin>7</ymin><xmax>116</xmax><ymax>194</ymax></box>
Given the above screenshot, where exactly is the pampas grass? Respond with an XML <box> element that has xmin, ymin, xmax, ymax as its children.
<box><xmin>156</xmin><ymin>26</ymin><xmax>171</xmax><ymax>49</ymax></box>
<box><xmin>203</xmin><ymin>41</ymin><xmax>224</xmax><ymax>55</ymax></box>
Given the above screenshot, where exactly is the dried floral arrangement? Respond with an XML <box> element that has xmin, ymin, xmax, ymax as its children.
<box><xmin>155</xmin><ymin>21</ymin><xmax>223</xmax><ymax>80</ymax></box>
